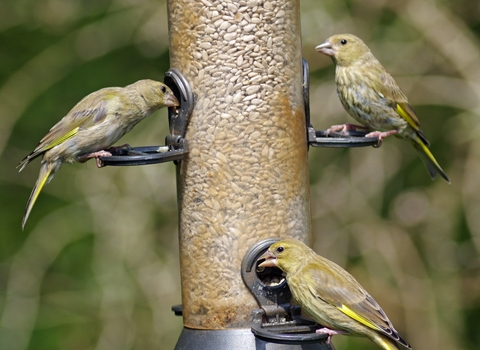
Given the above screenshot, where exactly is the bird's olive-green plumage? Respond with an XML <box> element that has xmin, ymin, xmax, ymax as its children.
<box><xmin>18</xmin><ymin>79</ymin><xmax>179</xmax><ymax>229</ymax></box>
<box><xmin>259</xmin><ymin>239</ymin><xmax>411</xmax><ymax>350</ymax></box>
<box><xmin>316</xmin><ymin>34</ymin><xmax>449</xmax><ymax>183</ymax></box>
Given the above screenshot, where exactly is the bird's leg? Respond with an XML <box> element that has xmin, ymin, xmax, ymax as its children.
<box><xmin>77</xmin><ymin>150</ymin><xmax>113</xmax><ymax>168</ymax></box>
<box><xmin>78</xmin><ymin>144</ymin><xmax>134</xmax><ymax>168</ymax></box>
<box><xmin>316</xmin><ymin>327</ymin><xmax>349</xmax><ymax>344</ymax></box>
<box><xmin>326</xmin><ymin>123</ymin><xmax>369</xmax><ymax>136</ymax></box>
<box><xmin>365</xmin><ymin>130</ymin><xmax>398</xmax><ymax>147</ymax></box>
<box><xmin>105</xmin><ymin>144</ymin><xmax>132</xmax><ymax>155</ymax></box>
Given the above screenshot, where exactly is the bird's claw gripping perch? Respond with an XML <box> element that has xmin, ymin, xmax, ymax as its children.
<box><xmin>365</xmin><ymin>130</ymin><xmax>398</xmax><ymax>148</ymax></box>
<box><xmin>315</xmin><ymin>327</ymin><xmax>349</xmax><ymax>345</ymax></box>
<box><xmin>325</xmin><ymin>123</ymin><xmax>369</xmax><ymax>136</ymax></box>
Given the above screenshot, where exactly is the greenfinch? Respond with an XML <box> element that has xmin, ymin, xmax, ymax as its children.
<box><xmin>316</xmin><ymin>34</ymin><xmax>450</xmax><ymax>183</ymax></box>
<box><xmin>18</xmin><ymin>79</ymin><xmax>179</xmax><ymax>229</ymax></box>
<box><xmin>259</xmin><ymin>239</ymin><xmax>411</xmax><ymax>350</ymax></box>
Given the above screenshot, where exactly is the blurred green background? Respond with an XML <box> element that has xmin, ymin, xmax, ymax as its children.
<box><xmin>0</xmin><ymin>0</ymin><xmax>478</xmax><ymax>349</ymax></box>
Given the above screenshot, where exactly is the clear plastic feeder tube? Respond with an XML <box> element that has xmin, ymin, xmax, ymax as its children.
<box><xmin>167</xmin><ymin>0</ymin><xmax>311</xmax><ymax>329</ymax></box>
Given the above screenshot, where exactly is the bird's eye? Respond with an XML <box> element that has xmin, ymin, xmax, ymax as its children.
<box><xmin>276</xmin><ymin>246</ymin><xmax>284</xmax><ymax>253</ymax></box>
<box><xmin>340</xmin><ymin>39</ymin><xmax>347</xmax><ymax>45</ymax></box>
<box><xmin>160</xmin><ymin>86</ymin><xmax>167</xmax><ymax>93</ymax></box>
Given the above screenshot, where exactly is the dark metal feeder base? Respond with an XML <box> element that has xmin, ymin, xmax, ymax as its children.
<box><xmin>174</xmin><ymin>328</ymin><xmax>335</xmax><ymax>350</ymax></box>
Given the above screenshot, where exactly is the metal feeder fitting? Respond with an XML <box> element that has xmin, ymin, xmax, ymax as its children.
<box><xmin>308</xmin><ymin>129</ymin><xmax>380</xmax><ymax>148</ymax></box>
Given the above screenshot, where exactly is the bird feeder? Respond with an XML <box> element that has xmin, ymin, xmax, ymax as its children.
<box><xmin>100</xmin><ymin>0</ymin><xmax>379</xmax><ymax>348</ymax></box>
<box><xmin>167</xmin><ymin>0</ymin><xmax>324</xmax><ymax>346</ymax></box>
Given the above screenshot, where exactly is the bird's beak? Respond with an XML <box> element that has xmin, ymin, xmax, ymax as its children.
<box><xmin>315</xmin><ymin>40</ymin><xmax>336</xmax><ymax>57</ymax></box>
<box><xmin>165</xmin><ymin>93</ymin><xmax>180</xmax><ymax>107</ymax></box>
<box><xmin>258</xmin><ymin>250</ymin><xmax>277</xmax><ymax>268</ymax></box>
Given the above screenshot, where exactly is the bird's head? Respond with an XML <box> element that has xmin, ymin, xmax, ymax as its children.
<box><xmin>258</xmin><ymin>239</ymin><xmax>313</xmax><ymax>275</ymax></box>
<box><xmin>316</xmin><ymin>34</ymin><xmax>372</xmax><ymax>67</ymax></box>
<box><xmin>134</xmin><ymin>80</ymin><xmax>180</xmax><ymax>110</ymax></box>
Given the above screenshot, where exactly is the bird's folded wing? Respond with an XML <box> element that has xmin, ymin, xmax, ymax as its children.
<box><xmin>303</xmin><ymin>263</ymin><xmax>401</xmax><ymax>342</ymax></box>
<box><xmin>32</xmin><ymin>97</ymin><xmax>109</xmax><ymax>158</ymax></box>
<box><xmin>377</xmin><ymin>71</ymin><xmax>422</xmax><ymax>129</ymax></box>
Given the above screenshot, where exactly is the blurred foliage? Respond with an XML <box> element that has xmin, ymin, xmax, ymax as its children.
<box><xmin>0</xmin><ymin>0</ymin><xmax>479</xmax><ymax>349</ymax></box>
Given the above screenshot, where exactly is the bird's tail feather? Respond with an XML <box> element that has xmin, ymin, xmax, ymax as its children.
<box><xmin>17</xmin><ymin>156</ymin><xmax>31</xmax><ymax>172</ymax></box>
<box><xmin>372</xmin><ymin>334</ymin><xmax>402</xmax><ymax>350</ymax></box>
<box><xmin>22</xmin><ymin>162</ymin><xmax>56</xmax><ymax>230</ymax></box>
<box><xmin>409</xmin><ymin>137</ymin><xmax>450</xmax><ymax>183</ymax></box>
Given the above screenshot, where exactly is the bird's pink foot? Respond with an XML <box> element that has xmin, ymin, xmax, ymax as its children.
<box><xmin>365</xmin><ymin>130</ymin><xmax>398</xmax><ymax>147</ymax></box>
<box><xmin>326</xmin><ymin>123</ymin><xmax>369</xmax><ymax>136</ymax></box>
<box><xmin>78</xmin><ymin>150</ymin><xmax>113</xmax><ymax>168</ymax></box>
<box><xmin>78</xmin><ymin>145</ymin><xmax>133</xmax><ymax>168</ymax></box>
<box><xmin>316</xmin><ymin>327</ymin><xmax>349</xmax><ymax>344</ymax></box>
